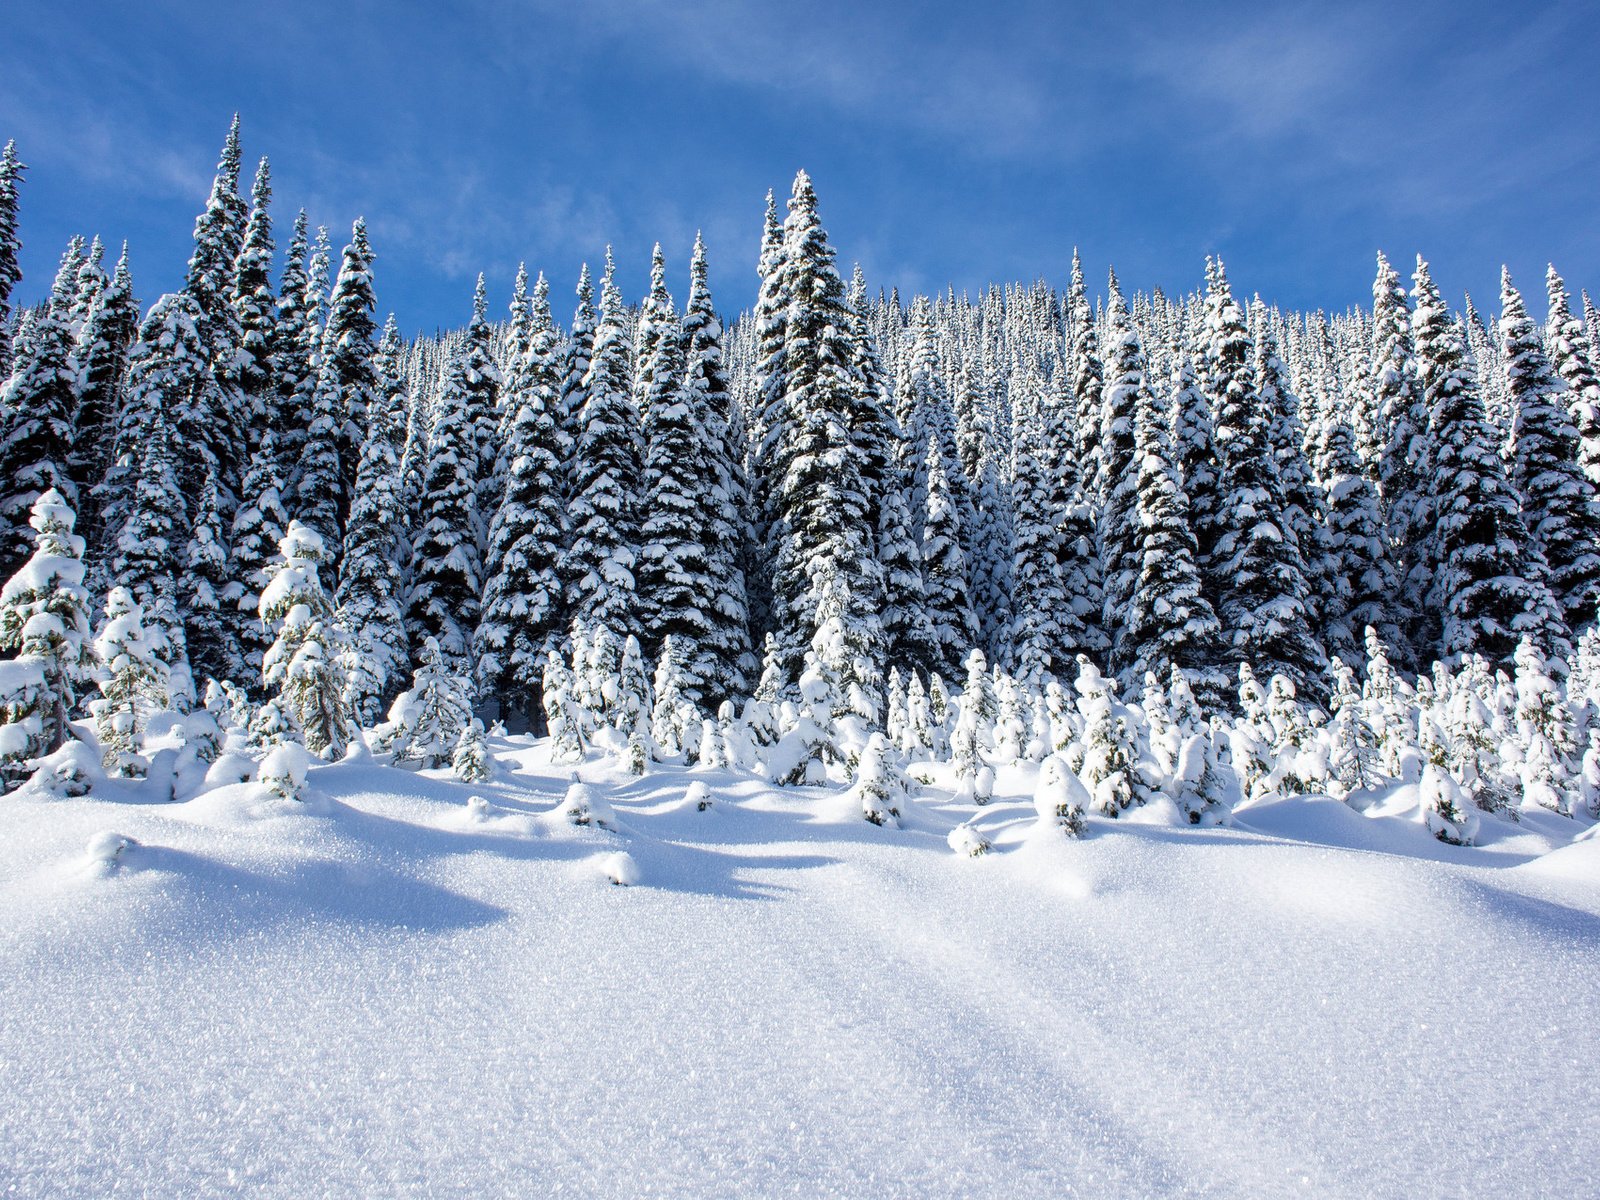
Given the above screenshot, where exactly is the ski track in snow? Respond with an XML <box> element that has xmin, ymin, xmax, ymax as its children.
<box><xmin>1</xmin><ymin>740</ymin><xmax>1598</xmax><ymax>1198</ymax></box>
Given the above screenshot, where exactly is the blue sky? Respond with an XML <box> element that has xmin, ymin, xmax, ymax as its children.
<box><xmin>4</xmin><ymin>0</ymin><xmax>1597</xmax><ymax>334</ymax></box>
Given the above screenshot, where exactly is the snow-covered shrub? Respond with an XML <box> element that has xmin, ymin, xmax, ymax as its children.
<box><xmin>1421</xmin><ymin>762</ymin><xmax>1479</xmax><ymax>846</ymax></box>
<box><xmin>556</xmin><ymin>777</ymin><xmax>615</xmax><ymax>829</ymax></box>
<box><xmin>260</xmin><ymin>741</ymin><xmax>310</xmax><ymax>802</ymax></box>
<box><xmin>384</xmin><ymin>637</ymin><xmax>472</xmax><ymax>769</ymax></box>
<box><xmin>89</xmin><ymin>588</ymin><xmax>169</xmax><ymax>777</ymax></box>
<box><xmin>852</xmin><ymin>732</ymin><xmax>906</xmax><ymax>826</ymax></box>
<box><xmin>1035</xmin><ymin>753</ymin><xmax>1089</xmax><ymax>837</ymax></box>
<box><xmin>258</xmin><ymin>522</ymin><xmax>350</xmax><ymax>761</ymax></box>
<box><xmin>947</xmin><ymin>821</ymin><xmax>992</xmax><ymax>857</ymax></box>
<box><xmin>452</xmin><ymin>718</ymin><xmax>493</xmax><ymax>783</ymax></box>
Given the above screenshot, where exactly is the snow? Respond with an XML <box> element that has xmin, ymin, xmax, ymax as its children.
<box><xmin>2</xmin><ymin>736</ymin><xmax>1598</xmax><ymax>1196</ymax></box>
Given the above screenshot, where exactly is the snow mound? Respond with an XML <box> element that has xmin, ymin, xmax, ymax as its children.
<box><xmin>593</xmin><ymin>850</ymin><xmax>641</xmax><ymax>887</ymax></box>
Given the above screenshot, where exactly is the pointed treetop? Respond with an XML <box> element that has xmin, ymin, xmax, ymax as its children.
<box><xmin>512</xmin><ymin>261</ymin><xmax>529</xmax><ymax>305</ymax></box>
<box><xmin>472</xmin><ymin>272</ymin><xmax>488</xmax><ymax>324</ymax></box>
<box><xmin>576</xmin><ymin>260</ymin><xmax>593</xmax><ymax>305</ymax></box>
<box><xmin>649</xmin><ymin>242</ymin><xmax>667</xmax><ymax>295</ymax></box>
<box><xmin>250</xmin><ymin>156</ymin><xmax>270</xmax><ymax>209</ymax></box>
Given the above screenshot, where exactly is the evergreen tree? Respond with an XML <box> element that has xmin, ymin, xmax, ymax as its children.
<box><xmin>1417</xmin><ymin>257</ymin><xmax>1566</xmax><ymax>668</ymax></box>
<box><xmin>1372</xmin><ymin>251</ymin><xmax>1430</xmax><ymax>658</ymax></box>
<box><xmin>0</xmin><ymin>489</ymin><xmax>95</xmax><ymax>765</ymax></box>
<box><xmin>227</xmin><ymin>431</ymin><xmax>289</xmax><ymax>693</ymax></box>
<box><xmin>182</xmin><ymin>469</ymin><xmax>242</xmax><ymax>688</ymax></box>
<box><xmin>1207</xmin><ymin>261</ymin><xmax>1323</xmax><ymax>693</ymax></box>
<box><xmin>270</xmin><ymin>211</ymin><xmax>313</xmax><ymax>464</ymax></box>
<box><xmin>407</xmin><ymin>313</ymin><xmax>486</xmax><ymax>680</ymax></box>
<box><xmin>767</xmin><ymin>172</ymin><xmax>885</xmax><ymax>695</ymax></box>
<box><xmin>1502</xmin><ymin>267</ymin><xmax>1600</xmax><ymax>636</ymax></box>
<box><xmin>476</xmin><ymin>275</ymin><xmax>568</xmax><ymax>725</ymax></box>
<box><xmin>1319</xmin><ymin>417</ymin><xmax>1403</xmax><ymax>663</ymax></box>
<box><xmin>565</xmin><ymin>250</ymin><xmax>642</xmax><ymax>637</ymax></box>
<box><xmin>182</xmin><ymin>115</ymin><xmax>249</xmax><ymax>507</ymax></box>
<box><xmin>1172</xmin><ymin>355</ymin><xmax>1227</xmax><ymax>612</ymax></box>
<box><xmin>231</xmin><ymin>157</ymin><xmax>276</xmax><ymax>450</ymax></box>
<box><xmin>1006</xmin><ymin>370</ymin><xmax>1067</xmax><ymax>685</ymax></box>
<box><xmin>457</xmin><ymin>274</ymin><xmax>504</xmax><ymax>534</ymax></box>
<box><xmin>0</xmin><ymin>252</ymin><xmax>78</xmax><ymax>578</ymax></box>
<box><xmin>335</xmin><ymin>340</ymin><xmax>408</xmax><ymax>729</ymax></box>
<box><xmin>322</xmin><ymin>217</ymin><xmax>382</xmax><ymax>531</ymax></box>
<box><xmin>111</xmin><ymin>410</ymin><xmax>190</xmax><ymax>690</ymax></box>
<box><xmin>70</xmin><ymin>242</ymin><xmax>139</xmax><ymax>549</ymax></box>
<box><xmin>259</xmin><ymin>521</ymin><xmax>350</xmax><ymax>760</ymax></box>
<box><xmin>1544</xmin><ymin>264</ymin><xmax>1600</xmax><ymax>490</ymax></box>
<box><xmin>921</xmin><ymin>433</ymin><xmax>978</xmax><ymax>678</ymax></box>
<box><xmin>681</xmin><ymin>233</ymin><xmax>753</xmax><ymax>702</ymax></box>
<box><xmin>0</xmin><ymin>140</ymin><xmax>23</xmax><ymax>376</ymax></box>
<box><xmin>1100</xmin><ymin>274</ymin><xmax>1156</xmax><ymax>677</ymax></box>
<box><xmin>89</xmin><ymin>588</ymin><xmax>168</xmax><ymax>776</ymax></box>
<box><xmin>556</xmin><ymin>264</ymin><xmax>595</xmax><ymax>491</ymax></box>
<box><xmin>1125</xmin><ymin>339</ymin><xmax>1222</xmax><ymax>694</ymax></box>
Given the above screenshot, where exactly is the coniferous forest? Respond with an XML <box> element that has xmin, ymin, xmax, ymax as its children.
<box><xmin>4</xmin><ymin>116</ymin><xmax>1600</xmax><ymax>840</ymax></box>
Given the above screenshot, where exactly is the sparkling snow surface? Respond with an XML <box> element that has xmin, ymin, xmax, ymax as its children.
<box><xmin>2</xmin><ymin>740</ymin><xmax>1597</xmax><ymax>1197</ymax></box>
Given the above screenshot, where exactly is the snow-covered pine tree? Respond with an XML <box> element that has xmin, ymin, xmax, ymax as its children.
<box><xmin>1372</xmin><ymin>252</ymin><xmax>1431</xmax><ymax>661</ymax></box>
<box><xmin>111</xmin><ymin>407</ymin><xmax>190</xmax><ymax>695</ymax></box>
<box><xmin>1417</xmin><ymin>257</ymin><xmax>1567</xmax><ymax>669</ymax></box>
<box><xmin>1255</xmin><ymin>298</ymin><xmax>1335</xmax><ymax>634</ymax></box>
<box><xmin>565</xmin><ymin>250</ymin><xmax>642</xmax><ymax>638</ymax></box>
<box><xmin>335</xmin><ymin>337</ymin><xmax>408</xmax><ymax>729</ymax></box>
<box><xmin>1206</xmin><ymin>261</ymin><xmax>1323</xmax><ymax>694</ymax></box>
<box><xmin>1067</xmin><ymin>249</ymin><xmax>1106</xmax><ymax>501</ymax></box>
<box><xmin>182</xmin><ymin>469</ymin><xmax>243</xmax><ymax>688</ymax></box>
<box><xmin>70</xmin><ymin>242</ymin><xmax>139</xmax><ymax>555</ymax></box>
<box><xmin>1318</xmin><ymin>415</ymin><xmax>1403</xmax><ymax>666</ymax></box>
<box><xmin>456</xmin><ymin>274</ymin><xmax>504</xmax><ymax>540</ymax></box>
<box><xmin>680</xmin><ymin>234</ymin><xmax>754</xmax><ymax>703</ymax></box>
<box><xmin>1545</xmin><ymin>264</ymin><xmax>1600</xmax><ymax>488</ymax></box>
<box><xmin>227</xmin><ymin>431</ymin><xmax>289</xmax><ymax>694</ymax></box>
<box><xmin>269</xmin><ymin>211</ymin><xmax>313</xmax><ymax>466</ymax></box>
<box><xmin>476</xmin><ymin>274</ymin><xmax>568</xmax><ymax>726</ymax></box>
<box><xmin>556</xmin><ymin>264</ymin><xmax>595</xmax><ymax>490</ymax></box>
<box><xmin>386</xmin><ymin>636</ymin><xmax>472</xmax><ymax>770</ymax></box>
<box><xmin>1006</xmin><ymin>368</ymin><xmax>1066</xmax><ymax>686</ymax></box>
<box><xmin>259</xmin><ymin>521</ymin><xmax>350</xmax><ymax>760</ymax></box>
<box><xmin>182</xmin><ymin>116</ymin><xmax>249</xmax><ymax>509</ymax></box>
<box><xmin>90</xmin><ymin>588</ymin><xmax>168</xmax><ymax>776</ymax></box>
<box><xmin>1098</xmin><ymin>273</ymin><xmax>1146</xmax><ymax>674</ymax></box>
<box><xmin>0</xmin><ymin>251</ymin><xmax>78</xmax><ymax>578</ymax></box>
<box><xmin>407</xmin><ymin>288</ymin><xmax>489</xmax><ymax>679</ymax></box>
<box><xmin>636</xmin><ymin>248</ymin><xmax>714</xmax><ymax>698</ymax></box>
<box><xmin>230</xmin><ymin>156</ymin><xmax>276</xmax><ymax>425</ymax></box>
<box><xmin>766</xmin><ymin>172</ymin><xmax>886</xmax><ymax>693</ymax></box>
<box><xmin>0</xmin><ymin>141</ymin><xmax>23</xmax><ymax>376</ymax></box>
<box><xmin>921</xmin><ymin>432</ymin><xmax>978</xmax><ymax>678</ymax></box>
<box><xmin>320</xmin><ymin>217</ymin><xmax>382</xmax><ymax>542</ymax></box>
<box><xmin>1171</xmin><ymin>355</ymin><xmax>1227</xmax><ymax>619</ymax></box>
<box><xmin>1125</xmin><ymin>335</ymin><xmax>1223</xmax><ymax>696</ymax></box>
<box><xmin>0</xmin><ymin>489</ymin><xmax>95</xmax><ymax>773</ymax></box>
<box><xmin>1502</xmin><ymin>267</ymin><xmax>1600</xmax><ymax>637</ymax></box>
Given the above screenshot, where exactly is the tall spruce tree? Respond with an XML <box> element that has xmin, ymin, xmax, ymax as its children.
<box><xmin>565</xmin><ymin>250</ymin><xmax>642</xmax><ymax>637</ymax></box>
<box><xmin>1502</xmin><ymin>267</ymin><xmax>1600</xmax><ymax>636</ymax></box>
<box><xmin>408</xmin><ymin>293</ymin><xmax>489</xmax><ymax>679</ymax></box>
<box><xmin>1545</xmin><ymin>264</ymin><xmax>1600</xmax><ymax>489</ymax></box>
<box><xmin>1006</xmin><ymin>369</ymin><xmax>1068</xmax><ymax>685</ymax></box>
<box><xmin>182</xmin><ymin>468</ymin><xmax>242</xmax><ymax>687</ymax></box>
<box><xmin>1099</xmin><ymin>274</ymin><xmax>1151</xmax><ymax>677</ymax></box>
<box><xmin>1417</xmin><ymin>256</ymin><xmax>1566</xmax><ymax>668</ymax></box>
<box><xmin>681</xmin><ymin>234</ymin><xmax>754</xmax><ymax>702</ymax></box>
<box><xmin>476</xmin><ymin>274</ymin><xmax>568</xmax><ymax>724</ymax></box>
<box><xmin>1207</xmin><ymin>259</ymin><xmax>1323</xmax><ymax>693</ymax></box>
<box><xmin>0</xmin><ymin>140</ymin><xmax>23</xmax><ymax>377</ymax></box>
<box><xmin>70</xmin><ymin>242</ymin><xmax>139</xmax><ymax>551</ymax></box>
<box><xmin>1372</xmin><ymin>251</ymin><xmax>1430</xmax><ymax>660</ymax></box>
<box><xmin>270</xmin><ymin>211</ymin><xmax>313</xmax><ymax>464</ymax></box>
<box><xmin>1125</xmin><ymin>338</ymin><xmax>1222</xmax><ymax>696</ymax></box>
<box><xmin>322</xmin><ymin>217</ymin><xmax>382</xmax><ymax>528</ymax></box>
<box><xmin>0</xmin><ymin>252</ymin><xmax>79</xmax><ymax>578</ymax></box>
<box><xmin>232</xmin><ymin>157</ymin><xmax>276</xmax><ymax>453</ymax></box>
<box><xmin>767</xmin><ymin>171</ymin><xmax>885</xmax><ymax>703</ymax></box>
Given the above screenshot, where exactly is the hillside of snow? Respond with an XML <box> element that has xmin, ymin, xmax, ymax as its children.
<box><xmin>3</xmin><ymin>736</ymin><xmax>1598</xmax><ymax>1198</ymax></box>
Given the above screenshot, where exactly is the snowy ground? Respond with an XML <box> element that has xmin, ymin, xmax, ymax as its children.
<box><xmin>3</xmin><ymin>737</ymin><xmax>1598</xmax><ymax>1197</ymax></box>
